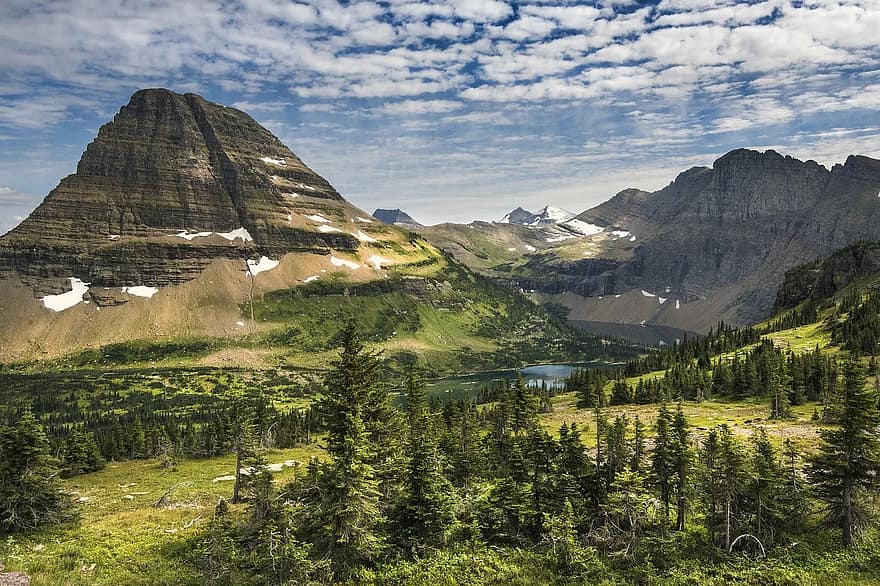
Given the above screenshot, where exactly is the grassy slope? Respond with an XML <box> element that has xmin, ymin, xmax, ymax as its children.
<box><xmin>1</xmin><ymin>445</ymin><xmax>322</xmax><ymax>586</ymax></box>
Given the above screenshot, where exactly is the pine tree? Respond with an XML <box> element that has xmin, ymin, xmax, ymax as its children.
<box><xmin>651</xmin><ymin>404</ymin><xmax>674</xmax><ymax>522</ymax></box>
<box><xmin>444</xmin><ymin>401</ymin><xmax>484</xmax><ymax>490</ymax></box>
<box><xmin>61</xmin><ymin>426</ymin><xmax>105</xmax><ymax>478</ymax></box>
<box><xmin>808</xmin><ymin>359</ymin><xmax>880</xmax><ymax>547</ymax></box>
<box><xmin>610</xmin><ymin>378</ymin><xmax>632</xmax><ymax>405</ymax></box>
<box><xmin>231</xmin><ymin>416</ymin><xmax>265</xmax><ymax>504</ymax></box>
<box><xmin>748</xmin><ymin>428</ymin><xmax>784</xmax><ymax>544</ymax></box>
<box><xmin>670</xmin><ymin>403</ymin><xmax>690</xmax><ymax>531</ymax></box>
<box><xmin>314</xmin><ymin>319</ymin><xmax>386</xmax><ymax>573</ymax></box>
<box><xmin>512</xmin><ymin>375</ymin><xmax>538</xmax><ymax>434</ymax></box>
<box><xmin>394</xmin><ymin>369</ymin><xmax>455</xmax><ymax>552</ymax></box>
<box><xmin>769</xmin><ymin>353</ymin><xmax>791</xmax><ymax>419</ymax></box>
<box><xmin>0</xmin><ymin>411</ymin><xmax>74</xmax><ymax>533</ymax></box>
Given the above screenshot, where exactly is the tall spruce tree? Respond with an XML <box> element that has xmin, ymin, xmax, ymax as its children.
<box><xmin>808</xmin><ymin>359</ymin><xmax>880</xmax><ymax>547</ymax></box>
<box><xmin>651</xmin><ymin>404</ymin><xmax>674</xmax><ymax>522</ymax></box>
<box><xmin>671</xmin><ymin>403</ymin><xmax>691</xmax><ymax>531</ymax></box>
<box><xmin>314</xmin><ymin>319</ymin><xmax>386</xmax><ymax>574</ymax></box>
<box><xmin>394</xmin><ymin>369</ymin><xmax>454</xmax><ymax>551</ymax></box>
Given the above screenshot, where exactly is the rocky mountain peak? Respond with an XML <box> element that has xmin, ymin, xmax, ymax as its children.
<box><xmin>498</xmin><ymin>205</ymin><xmax>575</xmax><ymax>225</ymax></box>
<box><xmin>0</xmin><ymin>88</ymin><xmax>368</xmax><ymax>294</ymax></box>
<box><xmin>373</xmin><ymin>208</ymin><xmax>422</xmax><ymax>227</ymax></box>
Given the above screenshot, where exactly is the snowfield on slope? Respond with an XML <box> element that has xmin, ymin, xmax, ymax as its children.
<box><xmin>42</xmin><ymin>277</ymin><xmax>90</xmax><ymax>311</ymax></box>
<box><xmin>246</xmin><ymin>256</ymin><xmax>280</xmax><ymax>276</ymax></box>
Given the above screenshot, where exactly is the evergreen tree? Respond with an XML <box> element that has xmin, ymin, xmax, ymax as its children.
<box><xmin>600</xmin><ymin>470</ymin><xmax>653</xmax><ymax>558</ymax></box>
<box><xmin>748</xmin><ymin>428</ymin><xmax>785</xmax><ymax>544</ymax></box>
<box><xmin>610</xmin><ymin>378</ymin><xmax>632</xmax><ymax>405</ymax></box>
<box><xmin>231</xmin><ymin>416</ymin><xmax>265</xmax><ymax>504</ymax></box>
<box><xmin>394</xmin><ymin>370</ymin><xmax>455</xmax><ymax>552</ymax></box>
<box><xmin>443</xmin><ymin>401</ymin><xmax>484</xmax><ymax>490</ymax></box>
<box><xmin>808</xmin><ymin>359</ymin><xmax>880</xmax><ymax>547</ymax></box>
<box><xmin>651</xmin><ymin>404</ymin><xmax>674</xmax><ymax>522</ymax></box>
<box><xmin>313</xmin><ymin>319</ymin><xmax>386</xmax><ymax>574</ymax></box>
<box><xmin>769</xmin><ymin>353</ymin><xmax>791</xmax><ymax>419</ymax></box>
<box><xmin>670</xmin><ymin>403</ymin><xmax>691</xmax><ymax>531</ymax></box>
<box><xmin>61</xmin><ymin>426</ymin><xmax>105</xmax><ymax>478</ymax></box>
<box><xmin>512</xmin><ymin>375</ymin><xmax>538</xmax><ymax>434</ymax></box>
<box><xmin>0</xmin><ymin>411</ymin><xmax>74</xmax><ymax>533</ymax></box>
<box><xmin>700</xmin><ymin>425</ymin><xmax>748</xmax><ymax>551</ymax></box>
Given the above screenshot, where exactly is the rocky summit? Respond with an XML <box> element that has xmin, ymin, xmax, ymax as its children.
<box><xmin>372</xmin><ymin>208</ymin><xmax>422</xmax><ymax>228</ymax></box>
<box><xmin>526</xmin><ymin>149</ymin><xmax>880</xmax><ymax>330</ymax></box>
<box><xmin>0</xmin><ymin>89</ymin><xmax>360</xmax><ymax>297</ymax></box>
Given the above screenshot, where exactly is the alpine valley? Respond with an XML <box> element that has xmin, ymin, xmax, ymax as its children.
<box><xmin>3</xmin><ymin>89</ymin><xmax>880</xmax><ymax>586</ymax></box>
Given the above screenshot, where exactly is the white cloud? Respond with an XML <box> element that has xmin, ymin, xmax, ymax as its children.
<box><xmin>379</xmin><ymin>99</ymin><xmax>462</xmax><ymax>114</ymax></box>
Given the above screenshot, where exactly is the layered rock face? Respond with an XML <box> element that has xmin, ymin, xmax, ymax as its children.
<box><xmin>521</xmin><ymin>149</ymin><xmax>880</xmax><ymax>327</ymax></box>
<box><xmin>0</xmin><ymin>89</ymin><xmax>359</xmax><ymax>295</ymax></box>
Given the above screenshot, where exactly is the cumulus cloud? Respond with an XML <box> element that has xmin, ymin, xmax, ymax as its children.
<box><xmin>0</xmin><ymin>0</ymin><xmax>877</xmax><ymax>222</ymax></box>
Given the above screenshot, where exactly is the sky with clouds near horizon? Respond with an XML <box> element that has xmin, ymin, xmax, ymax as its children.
<box><xmin>0</xmin><ymin>0</ymin><xmax>878</xmax><ymax>232</ymax></box>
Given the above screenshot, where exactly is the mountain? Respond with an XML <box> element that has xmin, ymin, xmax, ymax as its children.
<box><xmin>498</xmin><ymin>205</ymin><xmax>575</xmax><ymax>225</ymax></box>
<box><xmin>414</xmin><ymin>149</ymin><xmax>880</xmax><ymax>335</ymax></box>
<box><xmin>0</xmin><ymin>89</ymin><xmax>618</xmax><ymax>370</ymax></box>
<box><xmin>372</xmin><ymin>208</ymin><xmax>422</xmax><ymax>228</ymax></box>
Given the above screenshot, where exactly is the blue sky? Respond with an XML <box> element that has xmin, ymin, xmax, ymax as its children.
<box><xmin>0</xmin><ymin>0</ymin><xmax>878</xmax><ymax>231</ymax></box>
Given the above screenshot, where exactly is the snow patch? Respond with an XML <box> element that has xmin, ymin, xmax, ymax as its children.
<box><xmin>564</xmin><ymin>219</ymin><xmax>604</xmax><ymax>236</ymax></box>
<box><xmin>658</xmin><ymin>297</ymin><xmax>667</xmax><ymax>304</ymax></box>
<box><xmin>353</xmin><ymin>230</ymin><xmax>377</xmax><ymax>243</ymax></box>
<box><xmin>641</xmin><ymin>290</ymin><xmax>656</xmax><ymax>297</ymax></box>
<box><xmin>307</xmin><ymin>214</ymin><xmax>331</xmax><ymax>224</ymax></box>
<box><xmin>247</xmin><ymin>256</ymin><xmax>280</xmax><ymax>276</ymax></box>
<box><xmin>367</xmin><ymin>254</ymin><xmax>394</xmax><ymax>269</ymax></box>
<box><xmin>525</xmin><ymin>244</ymin><xmax>537</xmax><ymax>252</ymax></box>
<box><xmin>42</xmin><ymin>278</ymin><xmax>90</xmax><ymax>312</ymax></box>
<box><xmin>507</xmin><ymin>247</ymin><xmax>517</xmax><ymax>251</ymax></box>
<box><xmin>614</xmin><ymin>294</ymin><xmax>622</xmax><ymax>298</ymax></box>
<box><xmin>295</xmin><ymin>182</ymin><xmax>317</xmax><ymax>191</ymax></box>
<box><xmin>629</xmin><ymin>235</ymin><xmax>636</xmax><ymax>242</ymax></box>
<box><xmin>109</xmin><ymin>234</ymin><xmax>120</xmax><ymax>240</ymax></box>
<box><xmin>260</xmin><ymin>156</ymin><xmax>286</xmax><ymax>166</ymax></box>
<box><xmin>675</xmin><ymin>299</ymin><xmax>681</xmax><ymax>310</ymax></box>
<box><xmin>286</xmin><ymin>213</ymin><xmax>293</xmax><ymax>222</ymax></box>
<box><xmin>611</xmin><ymin>230</ymin><xmax>630</xmax><ymax>238</ymax></box>
<box><xmin>355</xmin><ymin>216</ymin><xmax>373</xmax><ymax>223</ymax></box>
<box><xmin>282</xmin><ymin>192</ymin><xmax>300</xmax><ymax>199</ymax></box>
<box><xmin>122</xmin><ymin>286</ymin><xmax>159</xmax><ymax>299</ymax></box>
<box><xmin>318</xmin><ymin>225</ymin><xmax>342</xmax><ymax>233</ymax></box>
<box><xmin>665</xmin><ymin>286</ymin><xmax>671</xmax><ymax>293</ymax></box>
<box><xmin>330</xmin><ymin>256</ymin><xmax>360</xmax><ymax>270</ymax></box>
<box><xmin>304</xmin><ymin>275</ymin><xmax>320</xmax><ymax>283</ymax></box>
<box><xmin>542</xmin><ymin>206</ymin><xmax>576</xmax><ymax>222</ymax></box>
<box><xmin>217</xmin><ymin>228</ymin><xmax>253</xmax><ymax>242</ymax></box>
<box><xmin>546</xmin><ymin>235</ymin><xmax>576</xmax><ymax>243</ymax></box>
<box><xmin>236</xmin><ymin>321</ymin><xmax>245</xmax><ymax>327</ymax></box>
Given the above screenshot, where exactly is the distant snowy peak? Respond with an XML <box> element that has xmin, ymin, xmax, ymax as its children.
<box><xmin>498</xmin><ymin>205</ymin><xmax>576</xmax><ymax>226</ymax></box>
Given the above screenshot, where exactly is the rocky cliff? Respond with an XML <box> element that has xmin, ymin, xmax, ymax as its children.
<box><xmin>0</xmin><ymin>89</ymin><xmax>361</xmax><ymax>296</ymax></box>
<box><xmin>564</xmin><ymin>150</ymin><xmax>880</xmax><ymax>327</ymax></box>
